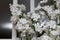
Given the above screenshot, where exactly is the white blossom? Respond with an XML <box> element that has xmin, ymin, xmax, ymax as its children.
<box><xmin>11</xmin><ymin>11</ymin><xmax>22</xmax><ymax>16</ymax></box>
<box><xmin>16</xmin><ymin>20</ymin><xmax>34</xmax><ymax>34</ymax></box>
<box><xmin>46</xmin><ymin>20</ymin><xmax>57</xmax><ymax>29</ymax></box>
<box><xmin>26</xmin><ymin>27</ymin><xmax>35</xmax><ymax>34</ymax></box>
<box><xmin>21</xmin><ymin>31</ymin><xmax>26</xmax><ymax>37</ymax></box>
<box><xmin>10</xmin><ymin>15</ymin><xmax>19</xmax><ymax>24</ymax></box>
<box><xmin>31</xmin><ymin>37</ymin><xmax>37</xmax><ymax>40</ymax></box>
<box><xmin>34</xmin><ymin>22</ymin><xmax>47</xmax><ymax>33</ymax></box>
<box><xmin>19</xmin><ymin>18</ymin><xmax>29</xmax><ymax>24</ymax></box>
<box><xmin>42</xmin><ymin>5</ymin><xmax>53</xmax><ymax>11</ymax></box>
<box><xmin>34</xmin><ymin>23</ymin><xmax>43</xmax><ymax>33</ymax></box>
<box><xmin>39</xmin><ymin>11</ymin><xmax>46</xmax><ymax>15</ymax></box>
<box><xmin>16</xmin><ymin>23</ymin><xmax>26</xmax><ymax>31</ymax></box>
<box><xmin>42</xmin><ymin>5</ymin><xmax>60</xmax><ymax>19</ymax></box>
<box><xmin>10</xmin><ymin>5</ymin><xmax>18</xmax><ymax>13</ymax></box>
<box><xmin>50</xmin><ymin>9</ymin><xmax>60</xmax><ymax>19</ymax></box>
<box><xmin>42</xmin><ymin>6</ymin><xmax>54</xmax><ymax>15</ymax></box>
<box><xmin>27</xmin><ymin>12</ymin><xmax>31</xmax><ymax>17</ymax></box>
<box><xmin>40</xmin><ymin>36</ymin><xmax>53</xmax><ymax>40</ymax></box>
<box><xmin>31</xmin><ymin>13</ymin><xmax>40</xmax><ymax>21</ymax></box>
<box><xmin>20</xmin><ymin>4</ymin><xmax>26</xmax><ymax>11</ymax></box>
<box><xmin>10</xmin><ymin>4</ymin><xmax>26</xmax><ymax>16</ymax></box>
<box><xmin>50</xmin><ymin>30</ymin><xmax>59</xmax><ymax>36</ymax></box>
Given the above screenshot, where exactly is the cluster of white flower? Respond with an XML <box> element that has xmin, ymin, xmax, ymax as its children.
<box><xmin>31</xmin><ymin>13</ymin><xmax>40</xmax><ymax>21</ymax></box>
<box><xmin>10</xmin><ymin>0</ymin><xmax>60</xmax><ymax>40</ymax></box>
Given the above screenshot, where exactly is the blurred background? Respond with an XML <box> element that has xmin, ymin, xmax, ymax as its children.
<box><xmin>0</xmin><ymin>0</ymin><xmax>12</xmax><ymax>39</ymax></box>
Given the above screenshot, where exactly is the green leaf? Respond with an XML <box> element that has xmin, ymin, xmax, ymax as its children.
<box><xmin>26</xmin><ymin>33</ymin><xmax>31</xmax><ymax>40</ymax></box>
<box><xmin>19</xmin><ymin>15</ymin><xmax>25</xmax><ymax>18</ymax></box>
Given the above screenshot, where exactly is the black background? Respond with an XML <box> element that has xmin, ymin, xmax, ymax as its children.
<box><xmin>0</xmin><ymin>0</ymin><xmax>12</xmax><ymax>39</ymax></box>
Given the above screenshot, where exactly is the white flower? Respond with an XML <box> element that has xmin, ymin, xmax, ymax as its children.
<box><xmin>23</xmin><ymin>13</ymin><xmax>27</xmax><ymax>17</ymax></box>
<box><xmin>16</xmin><ymin>22</ymin><xmax>30</xmax><ymax>32</ymax></box>
<box><xmin>10</xmin><ymin>4</ymin><xmax>26</xmax><ymax>16</ymax></box>
<box><xmin>26</xmin><ymin>27</ymin><xmax>35</xmax><ymax>34</ymax></box>
<box><xmin>42</xmin><ymin>5</ymin><xmax>53</xmax><ymax>11</ymax></box>
<box><xmin>40</xmin><ymin>36</ymin><xmax>53</xmax><ymax>40</ymax></box>
<box><xmin>16</xmin><ymin>20</ymin><xmax>29</xmax><ymax>31</ymax></box>
<box><xmin>34</xmin><ymin>23</ymin><xmax>43</xmax><ymax>33</ymax></box>
<box><xmin>42</xmin><ymin>6</ymin><xmax>49</xmax><ymax>10</ymax></box>
<box><xmin>27</xmin><ymin>12</ymin><xmax>31</xmax><ymax>17</ymax></box>
<box><xmin>54</xmin><ymin>9</ymin><xmax>60</xmax><ymax>14</ymax></box>
<box><xmin>46</xmin><ymin>20</ymin><xmax>57</xmax><ymax>29</ymax></box>
<box><xmin>40</xmin><ymin>21</ymin><xmax>48</xmax><ymax>29</ymax></box>
<box><xmin>10</xmin><ymin>5</ymin><xmax>18</xmax><ymax>12</ymax></box>
<box><xmin>42</xmin><ymin>6</ymin><xmax>53</xmax><ymax>15</ymax></box>
<box><xmin>11</xmin><ymin>11</ymin><xmax>22</xmax><ymax>16</ymax></box>
<box><xmin>50</xmin><ymin>9</ymin><xmax>60</xmax><ymax>19</ymax></box>
<box><xmin>10</xmin><ymin>5</ymin><xmax>22</xmax><ymax>16</ymax></box>
<box><xmin>10</xmin><ymin>15</ymin><xmax>19</xmax><ymax>24</ymax></box>
<box><xmin>19</xmin><ymin>18</ymin><xmax>29</xmax><ymax>24</ymax></box>
<box><xmin>25</xmin><ymin>24</ymin><xmax>29</xmax><ymax>28</ymax></box>
<box><xmin>50</xmin><ymin>14</ymin><xmax>56</xmax><ymax>19</ymax></box>
<box><xmin>39</xmin><ymin>11</ymin><xmax>45</xmax><ymax>15</ymax></box>
<box><xmin>31</xmin><ymin>13</ymin><xmax>40</xmax><ymax>21</ymax></box>
<box><xmin>16</xmin><ymin>23</ymin><xmax>26</xmax><ymax>31</ymax></box>
<box><xmin>20</xmin><ymin>4</ymin><xmax>26</xmax><ymax>11</ymax></box>
<box><xmin>21</xmin><ymin>31</ymin><xmax>26</xmax><ymax>37</ymax></box>
<box><xmin>34</xmin><ymin>21</ymin><xmax>48</xmax><ymax>33</ymax></box>
<box><xmin>31</xmin><ymin>37</ymin><xmax>37</xmax><ymax>40</ymax></box>
<box><xmin>16</xmin><ymin>11</ymin><xmax>22</xmax><ymax>15</ymax></box>
<box><xmin>16</xmin><ymin>18</ymin><xmax>33</xmax><ymax>33</ymax></box>
<box><xmin>50</xmin><ymin>30</ymin><xmax>59</xmax><ymax>36</ymax></box>
<box><xmin>42</xmin><ymin>5</ymin><xmax>59</xmax><ymax>19</ymax></box>
<box><xmin>16</xmin><ymin>20</ymin><xmax>34</xmax><ymax>34</ymax></box>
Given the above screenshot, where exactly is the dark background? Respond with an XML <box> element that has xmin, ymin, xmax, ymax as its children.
<box><xmin>0</xmin><ymin>0</ymin><xmax>41</xmax><ymax>39</ymax></box>
<box><xmin>0</xmin><ymin>0</ymin><xmax>12</xmax><ymax>39</ymax></box>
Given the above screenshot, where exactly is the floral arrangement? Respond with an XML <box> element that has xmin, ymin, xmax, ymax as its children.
<box><xmin>10</xmin><ymin>0</ymin><xmax>60</xmax><ymax>40</ymax></box>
